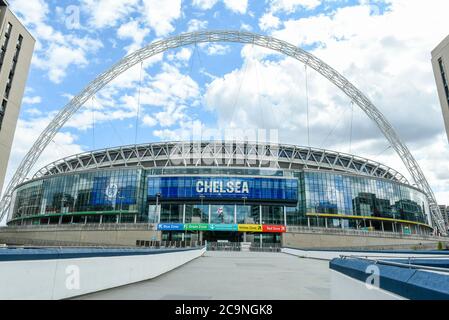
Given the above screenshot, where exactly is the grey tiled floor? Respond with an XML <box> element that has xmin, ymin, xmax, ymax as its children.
<box><xmin>77</xmin><ymin>252</ymin><xmax>331</xmax><ymax>300</ymax></box>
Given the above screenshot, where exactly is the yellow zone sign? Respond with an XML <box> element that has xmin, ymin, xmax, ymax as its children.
<box><xmin>238</xmin><ymin>224</ymin><xmax>263</xmax><ymax>232</ymax></box>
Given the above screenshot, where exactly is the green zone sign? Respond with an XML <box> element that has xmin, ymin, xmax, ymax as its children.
<box><xmin>184</xmin><ymin>223</ymin><xmax>209</xmax><ymax>231</ymax></box>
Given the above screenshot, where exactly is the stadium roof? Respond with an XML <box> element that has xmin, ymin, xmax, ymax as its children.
<box><xmin>33</xmin><ymin>141</ymin><xmax>409</xmax><ymax>185</ymax></box>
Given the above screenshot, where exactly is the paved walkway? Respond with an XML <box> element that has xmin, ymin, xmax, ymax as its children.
<box><xmin>77</xmin><ymin>252</ymin><xmax>331</xmax><ymax>300</ymax></box>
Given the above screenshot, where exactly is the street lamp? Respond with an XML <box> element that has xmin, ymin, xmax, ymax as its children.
<box><xmin>156</xmin><ymin>193</ymin><xmax>161</xmax><ymax>223</ymax></box>
<box><xmin>118</xmin><ymin>192</ymin><xmax>125</xmax><ymax>224</ymax></box>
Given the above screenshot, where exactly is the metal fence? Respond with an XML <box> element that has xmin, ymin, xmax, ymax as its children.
<box><xmin>205</xmin><ymin>242</ymin><xmax>282</xmax><ymax>252</ymax></box>
<box><xmin>136</xmin><ymin>240</ymin><xmax>205</xmax><ymax>249</ymax></box>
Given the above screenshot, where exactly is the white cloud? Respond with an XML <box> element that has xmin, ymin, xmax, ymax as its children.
<box><xmin>10</xmin><ymin>0</ymin><xmax>103</xmax><ymax>83</ymax></box>
<box><xmin>3</xmin><ymin>114</ymin><xmax>84</xmax><ymax>196</ymax></box>
<box><xmin>142</xmin><ymin>115</ymin><xmax>157</xmax><ymax>127</ymax></box>
<box><xmin>22</xmin><ymin>96</ymin><xmax>42</xmax><ymax>105</ymax></box>
<box><xmin>268</xmin><ymin>0</ymin><xmax>322</xmax><ymax>13</ymax></box>
<box><xmin>143</xmin><ymin>0</ymin><xmax>182</xmax><ymax>37</ymax></box>
<box><xmin>187</xmin><ymin>19</ymin><xmax>209</xmax><ymax>32</ymax></box>
<box><xmin>203</xmin><ymin>0</ymin><xmax>449</xmax><ymax>205</ymax></box>
<box><xmin>223</xmin><ymin>0</ymin><xmax>248</xmax><ymax>14</ymax></box>
<box><xmin>117</xmin><ymin>20</ymin><xmax>150</xmax><ymax>53</ymax></box>
<box><xmin>81</xmin><ymin>0</ymin><xmax>140</xmax><ymax>28</ymax></box>
<box><xmin>191</xmin><ymin>0</ymin><xmax>219</xmax><ymax>10</ymax></box>
<box><xmin>258</xmin><ymin>12</ymin><xmax>281</xmax><ymax>31</ymax></box>
<box><xmin>206</xmin><ymin>44</ymin><xmax>231</xmax><ymax>56</ymax></box>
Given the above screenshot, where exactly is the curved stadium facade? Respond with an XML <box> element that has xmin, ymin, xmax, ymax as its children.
<box><xmin>7</xmin><ymin>141</ymin><xmax>433</xmax><ymax>243</ymax></box>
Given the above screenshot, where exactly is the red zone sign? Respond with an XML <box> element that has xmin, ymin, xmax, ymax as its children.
<box><xmin>262</xmin><ymin>225</ymin><xmax>287</xmax><ymax>233</ymax></box>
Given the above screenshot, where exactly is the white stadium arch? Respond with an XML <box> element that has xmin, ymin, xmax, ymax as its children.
<box><xmin>0</xmin><ymin>30</ymin><xmax>446</xmax><ymax>234</ymax></box>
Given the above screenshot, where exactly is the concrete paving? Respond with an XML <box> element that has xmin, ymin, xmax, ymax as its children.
<box><xmin>77</xmin><ymin>252</ymin><xmax>331</xmax><ymax>300</ymax></box>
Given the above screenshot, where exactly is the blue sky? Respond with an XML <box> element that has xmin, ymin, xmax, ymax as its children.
<box><xmin>4</xmin><ymin>0</ymin><xmax>449</xmax><ymax>206</ymax></box>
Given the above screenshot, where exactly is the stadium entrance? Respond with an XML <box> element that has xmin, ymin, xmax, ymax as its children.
<box><xmin>160</xmin><ymin>230</ymin><xmax>283</xmax><ymax>245</ymax></box>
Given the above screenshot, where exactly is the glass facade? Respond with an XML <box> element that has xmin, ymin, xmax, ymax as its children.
<box><xmin>9</xmin><ymin>167</ymin><xmax>432</xmax><ymax>233</ymax></box>
<box><xmin>303</xmin><ymin>171</ymin><xmax>430</xmax><ymax>225</ymax></box>
<box><xmin>11</xmin><ymin>168</ymin><xmax>145</xmax><ymax>222</ymax></box>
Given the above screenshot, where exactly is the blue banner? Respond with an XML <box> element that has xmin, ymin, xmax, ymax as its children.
<box><xmin>148</xmin><ymin>176</ymin><xmax>298</xmax><ymax>202</ymax></box>
<box><xmin>90</xmin><ymin>177</ymin><xmax>137</xmax><ymax>206</ymax></box>
<box><xmin>157</xmin><ymin>223</ymin><xmax>184</xmax><ymax>231</ymax></box>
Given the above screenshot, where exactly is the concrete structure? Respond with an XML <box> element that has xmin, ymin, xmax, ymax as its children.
<box><xmin>77</xmin><ymin>251</ymin><xmax>332</xmax><ymax>300</ymax></box>
<box><xmin>432</xmin><ymin>35</ymin><xmax>449</xmax><ymax>142</ymax></box>
<box><xmin>2</xmin><ymin>141</ymin><xmax>438</xmax><ymax>248</ymax></box>
<box><xmin>0</xmin><ymin>247</ymin><xmax>205</xmax><ymax>300</ymax></box>
<box><xmin>0</xmin><ymin>0</ymin><xmax>35</xmax><ymax>193</ymax></box>
<box><xmin>0</xmin><ymin>224</ymin><xmax>446</xmax><ymax>250</ymax></box>
<box><xmin>0</xmin><ymin>224</ymin><xmax>160</xmax><ymax>247</ymax></box>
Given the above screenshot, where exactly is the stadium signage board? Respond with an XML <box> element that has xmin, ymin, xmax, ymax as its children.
<box><xmin>156</xmin><ymin>223</ymin><xmax>285</xmax><ymax>233</ymax></box>
<box><xmin>184</xmin><ymin>223</ymin><xmax>209</xmax><ymax>231</ymax></box>
<box><xmin>157</xmin><ymin>223</ymin><xmax>184</xmax><ymax>231</ymax></box>
<box><xmin>208</xmin><ymin>224</ymin><xmax>238</xmax><ymax>231</ymax></box>
<box><xmin>237</xmin><ymin>224</ymin><xmax>263</xmax><ymax>232</ymax></box>
<box><xmin>262</xmin><ymin>225</ymin><xmax>287</xmax><ymax>233</ymax></box>
<box><xmin>148</xmin><ymin>176</ymin><xmax>298</xmax><ymax>202</ymax></box>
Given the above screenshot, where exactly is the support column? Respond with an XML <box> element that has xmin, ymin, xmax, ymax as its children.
<box><xmin>182</xmin><ymin>204</ymin><xmax>186</xmax><ymax>224</ymax></box>
<box><xmin>325</xmin><ymin>218</ymin><xmax>328</xmax><ymax>229</ymax></box>
<box><xmin>381</xmin><ymin>221</ymin><xmax>384</xmax><ymax>232</ymax></box>
<box><xmin>284</xmin><ymin>206</ymin><xmax>287</xmax><ymax>226</ymax></box>
<box><xmin>99</xmin><ymin>215</ymin><xmax>103</xmax><ymax>225</ymax></box>
<box><xmin>234</xmin><ymin>204</ymin><xmax>237</xmax><ymax>224</ymax></box>
<box><xmin>307</xmin><ymin>217</ymin><xmax>310</xmax><ymax>228</ymax></box>
<box><xmin>208</xmin><ymin>205</ymin><xmax>211</xmax><ymax>224</ymax></box>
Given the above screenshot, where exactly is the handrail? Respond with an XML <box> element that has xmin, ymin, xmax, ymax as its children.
<box><xmin>341</xmin><ymin>256</ymin><xmax>449</xmax><ymax>274</ymax></box>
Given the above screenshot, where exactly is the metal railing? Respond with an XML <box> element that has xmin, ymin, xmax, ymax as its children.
<box><xmin>207</xmin><ymin>242</ymin><xmax>241</xmax><ymax>251</ymax></box>
<box><xmin>2</xmin><ymin>223</ymin><xmax>158</xmax><ymax>231</ymax></box>
<box><xmin>250</xmin><ymin>243</ymin><xmax>282</xmax><ymax>252</ymax></box>
<box><xmin>136</xmin><ymin>240</ymin><xmax>205</xmax><ymax>249</ymax></box>
<box><xmin>287</xmin><ymin>226</ymin><xmax>445</xmax><ymax>241</ymax></box>
<box><xmin>342</xmin><ymin>256</ymin><xmax>449</xmax><ymax>274</ymax></box>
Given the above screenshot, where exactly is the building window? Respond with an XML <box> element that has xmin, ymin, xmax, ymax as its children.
<box><xmin>0</xmin><ymin>99</ymin><xmax>6</xmax><ymax>130</ymax></box>
<box><xmin>438</xmin><ymin>58</ymin><xmax>449</xmax><ymax>107</ymax></box>
<box><xmin>3</xmin><ymin>34</ymin><xmax>22</xmax><ymax>100</ymax></box>
<box><xmin>0</xmin><ymin>22</ymin><xmax>12</xmax><ymax>72</ymax></box>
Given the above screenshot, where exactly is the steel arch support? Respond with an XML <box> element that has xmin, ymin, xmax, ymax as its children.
<box><xmin>0</xmin><ymin>30</ymin><xmax>446</xmax><ymax>234</ymax></box>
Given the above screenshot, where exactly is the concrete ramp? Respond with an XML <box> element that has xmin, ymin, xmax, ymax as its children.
<box><xmin>78</xmin><ymin>252</ymin><xmax>331</xmax><ymax>300</ymax></box>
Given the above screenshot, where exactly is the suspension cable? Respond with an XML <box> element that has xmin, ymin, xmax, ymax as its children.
<box><xmin>230</xmin><ymin>52</ymin><xmax>249</xmax><ymax>126</ymax></box>
<box><xmin>91</xmin><ymin>97</ymin><xmax>95</xmax><ymax>150</ymax></box>
<box><xmin>254</xmin><ymin>45</ymin><xmax>266</xmax><ymax>131</ymax></box>
<box><xmin>92</xmin><ymin>96</ymin><xmax>125</xmax><ymax>146</ymax></box>
<box><xmin>305</xmin><ymin>64</ymin><xmax>310</xmax><ymax>146</ymax></box>
<box><xmin>319</xmin><ymin>106</ymin><xmax>350</xmax><ymax>149</ymax></box>
<box><xmin>134</xmin><ymin>60</ymin><xmax>144</xmax><ymax>144</ymax></box>
<box><xmin>349</xmin><ymin>100</ymin><xmax>354</xmax><ymax>153</ymax></box>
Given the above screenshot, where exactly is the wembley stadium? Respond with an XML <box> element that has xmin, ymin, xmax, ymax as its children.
<box><xmin>6</xmin><ymin>141</ymin><xmax>433</xmax><ymax>244</ymax></box>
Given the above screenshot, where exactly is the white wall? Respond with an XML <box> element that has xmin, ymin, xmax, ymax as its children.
<box><xmin>0</xmin><ymin>248</ymin><xmax>205</xmax><ymax>300</ymax></box>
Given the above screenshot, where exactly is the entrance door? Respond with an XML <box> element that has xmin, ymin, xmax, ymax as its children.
<box><xmin>203</xmin><ymin>231</ymin><xmax>243</xmax><ymax>243</ymax></box>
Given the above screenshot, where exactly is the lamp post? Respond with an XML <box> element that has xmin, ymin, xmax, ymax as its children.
<box><xmin>156</xmin><ymin>193</ymin><xmax>161</xmax><ymax>223</ymax></box>
<box><xmin>118</xmin><ymin>195</ymin><xmax>125</xmax><ymax>224</ymax></box>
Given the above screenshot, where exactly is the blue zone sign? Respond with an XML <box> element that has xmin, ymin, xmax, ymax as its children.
<box><xmin>157</xmin><ymin>223</ymin><xmax>184</xmax><ymax>231</ymax></box>
<box><xmin>148</xmin><ymin>176</ymin><xmax>298</xmax><ymax>202</ymax></box>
